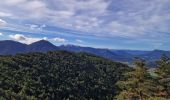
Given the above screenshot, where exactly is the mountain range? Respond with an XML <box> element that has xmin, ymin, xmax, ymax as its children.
<box><xmin>0</xmin><ymin>40</ymin><xmax>170</xmax><ymax>67</ymax></box>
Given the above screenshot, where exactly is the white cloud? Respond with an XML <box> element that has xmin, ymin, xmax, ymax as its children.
<box><xmin>0</xmin><ymin>33</ymin><xmax>3</xmax><ymax>36</ymax></box>
<box><xmin>3</xmin><ymin>0</ymin><xmax>26</xmax><ymax>6</ymax></box>
<box><xmin>0</xmin><ymin>0</ymin><xmax>170</xmax><ymax>40</ymax></box>
<box><xmin>0</xmin><ymin>19</ymin><xmax>7</xmax><ymax>26</ymax></box>
<box><xmin>9</xmin><ymin>34</ymin><xmax>46</xmax><ymax>44</ymax></box>
<box><xmin>53</xmin><ymin>37</ymin><xmax>66</xmax><ymax>43</ymax></box>
<box><xmin>76</xmin><ymin>39</ymin><xmax>83</xmax><ymax>43</ymax></box>
<box><xmin>43</xmin><ymin>37</ymin><xmax>48</xmax><ymax>40</ymax></box>
<box><xmin>9</xmin><ymin>34</ymin><xmax>67</xmax><ymax>44</ymax></box>
<box><xmin>9</xmin><ymin>34</ymin><xmax>26</xmax><ymax>40</ymax></box>
<box><xmin>0</xmin><ymin>0</ymin><xmax>109</xmax><ymax>31</ymax></box>
<box><xmin>0</xmin><ymin>12</ymin><xmax>12</xmax><ymax>17</ymax></box>
<box><xmin>103</xmin><ymin>0</ymin><xmax>170</xmax><ymax>38</ymax></box>
<box><xmin>29</xmin><ymin>24</ymin><xmax>39</xmax><ymax>30</ymax></box>
<box><xmin>25</xmin><ymin>24</ymin><xmax>46</xmax><ymax>31</ymax></box>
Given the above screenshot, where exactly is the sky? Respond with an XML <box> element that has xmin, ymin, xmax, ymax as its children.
<box><xmin>0</xmin><ymin>0</ymin><xmax>170</xmax><ymax>50</ymax></box>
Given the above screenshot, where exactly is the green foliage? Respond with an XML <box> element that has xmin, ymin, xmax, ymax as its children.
<box><xmin>0</xmin><ymin>89</ymin><xmax>37</xmax><ymax>100</ymax></box>
<box><xmin>0</xmin><ymin>51</ymin><xmax>130</xmax><ymax>100</ymax></box>
<box><xmin>2</xmin><ymin>51</ymin><xmax>169</xmax><ymax>100</ymax></box>
<box><xmin>147</xmin><ymin>97</ymin><xmax>170</xmax><ymax>100</ymax></box>
<box><xmin>156</xmin><ymin>54</ymin><xmax>170</xmax><ymax>97</ymax></box>
<box><xmin>115</xmin><ymin>58</ymin><xmax>166</xmax><ymax>100</ymax></box>
<box><xmin>156</xmin><ymin>54</ymin><xmax>170</xmax><ymax>75</ymax></box>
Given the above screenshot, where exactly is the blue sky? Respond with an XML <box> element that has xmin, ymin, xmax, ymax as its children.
<box><xmin>0</xmin><ymin>0</ymin><xmax>170</xmax><ymax>50</ymax></box>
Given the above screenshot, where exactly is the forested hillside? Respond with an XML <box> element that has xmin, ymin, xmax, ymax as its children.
<box><xmin>0</xmin><ymin>51</ymin><xmax>170</xmax><ymax>100</ymax></box>
<box><xmin>0</xmin><ymin>51</ymin><xmax>130</xmax><ymax>100</ymax></box>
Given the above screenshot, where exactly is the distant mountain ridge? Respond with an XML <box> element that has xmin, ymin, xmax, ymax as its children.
<box><xmin>0</xmin><ymin>40</ymin><xmax>58</xmax><ymax>55</ymax></box>
<box><xmin>0</xmin><ymin>40</ymin><xmax>170</xmax><ymax>66</ymax></box>
<box><xmin>26</xmin><ymin>40</ymin><xmax>59</xmax><ymax>52</ymax></box>
<box><xmin>0</xmin><ymin>40</ymin><xmax>26</xmax><ymax>55</ymax></box>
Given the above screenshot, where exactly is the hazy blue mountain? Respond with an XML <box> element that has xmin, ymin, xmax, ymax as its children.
<box><xmin>59</xmin><ymin>45</ymin><xmax>170</xmax><ymax>67</ymax></box>
<box><xmin>0</xmin><ymin>40</ymin><xmax>27</xmax><ymax>55</ymax></box>
<box><xmin>59</xmin><ymin>45</ymin><xmax>133</xmax><ymax>62</ymax></box>
<box><xmin>0</xmin><ymin>40</ymin><xmax>170</xmax><ymax>67</ymax></box>
<box><xmin>26</xmin><ymin>40</ymin><xmax>59</xmax><ymax>53</ymax></box>
<box><xmin>140</xmin><ymin>50</ymin><xmax>170</xmax><ymax>61</ymax></box>
<box><xmin>119</xmin><ymin>50</ymin><xmax>149</xmax><ymax>56</ymax></box>
<box><xmin>0</xmin><ymin>40</ymin><xmax>59</xmax><ymax>55</ymax></box>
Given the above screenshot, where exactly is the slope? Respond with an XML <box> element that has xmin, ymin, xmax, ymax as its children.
<box><xmin>0</xmin><ymin>51</ymin><xmax>130</xmax><ymax>99</ymax></box>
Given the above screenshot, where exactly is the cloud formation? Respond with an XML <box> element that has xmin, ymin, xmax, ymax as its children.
<box><xmin>0</xmin><ymin>19</ymin><xmax>6</xmax><ymax>26</ymax></box>
<box><xmin>76</xmin><ymin>39</ymin><xmax>83</xmax><ymax>43</ymax></box>
<box><xmin>9</xmin><ymin>34</ymin><xmax>66</xmax><ymax>44</ymax></box>
<box><xmin>1</xmin><ymin>0</ymin><xmax>170</xmax><ymax>38</ymax></box>
<box><xmin>0</xmin><ymin>0</ymin><xmax>170</xmax><ymax>50</ymax></box>
<box><xmin>53</xmin><ymin>37</ymin><xmax>66</xmax><ymax>43</ymax></box>
<box><xmin>9</xmin><ymin>34</ymin><xmax>43</xmax><ymax>44</ymax></box>
<box><xmin>0</xmin><ymin>32</ymin><xmax>3</xmax><ymax>36</ymax></box>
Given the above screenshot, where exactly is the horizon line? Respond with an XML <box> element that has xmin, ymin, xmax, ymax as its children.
<box><xmin>0</xmin><ymin>39</ymin><xmax>169</xmax><ymax>51</ymax></box>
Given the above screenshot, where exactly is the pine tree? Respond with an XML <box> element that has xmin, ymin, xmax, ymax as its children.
<box><xmin>156</xmin><ymin>54</ymin><xmax>170</xmax><ymax>75</ymax></box>
<box><xmin>156</xmin><ymin>54</ymin><xmax>170</xmax><ymax>97</ymax></box>
<box><xmin>115</xmin><ymin>58</ymin><xmax>162</xmax><ymax>100</ymax></box>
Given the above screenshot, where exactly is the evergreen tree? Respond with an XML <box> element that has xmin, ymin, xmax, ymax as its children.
<box><xmin>115</xmin><ymin>58</ymin><xmax>162</xmax><ymax>100</ymax></box>
<box><xmin>156</xmin><ymin>54</ymin><xmax>170</xmax><ymax>75</ymax></box>
<box><xmin>156</xmin><ymin>54</ymin><xmax>170</xmax><ymax>97</ymax></box>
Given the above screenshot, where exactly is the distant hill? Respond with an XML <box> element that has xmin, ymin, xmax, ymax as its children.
<box><xmin>112</xmin><ymin>50</ymin><xmax>149</xmax><ymax>56</ymax></box>
<box><xmin>59</xmin><ymin>45</ymin><xmax>134</xmax><ymax>62</ymax></box>
<box><xmin>141</xmin><ymin>50</ymin><xmax>170</xmax><ymax>61</ymax></box>
<box><xmin>26</xmin><ymin>40</ymin><xmax>59</xmax><ymax>53</ymax></box>
<box><xmin>0</xmin><ymin>40</ymin><xmax>26</xmax><ymax>55</ymax></box>
<box><xmin>0</xmin><ymin>51</ymin><xmax>130</xmax><ymax>99</ymax></box>
<box><xmin>0</xmin><ymin>40</ymin><xmax>59</xmax><ymax>55</ymax></box>
<box><xmin>0</xmin><ymin>40</ymin><xmax>170</xmax><ymax>66</ymax></box>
